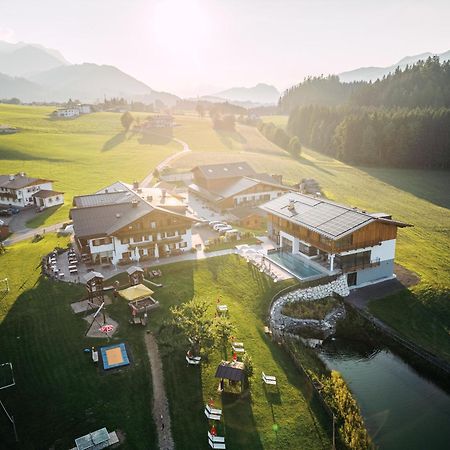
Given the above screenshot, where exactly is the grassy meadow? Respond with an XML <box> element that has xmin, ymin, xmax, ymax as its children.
<box><xmin>0</xmin><ymin>104</ymin><xmax>180</xmax><ymax>227</ymax></box>
<box><xmin>170</xmin><ymin>117</ymin><xmax>450</xmax><ymax>361</ymax></box>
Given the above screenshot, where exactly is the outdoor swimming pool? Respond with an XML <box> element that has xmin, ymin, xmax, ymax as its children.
<box><xmin>266</xmin><ymin>250</ymin><xmax>325</xmax><ymax>280</ymax></box>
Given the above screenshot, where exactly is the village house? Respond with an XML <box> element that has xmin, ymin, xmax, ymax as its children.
<box><xmin>0</xmin><ymin>173</ymin><xmax>64</xmax><ymax>209</ymax></box>
<box><xmin>260</xmin><ymin>192</ymin><xmax>412</xmax><ymax>287</ymax></box>
<box><xmin>70</xmin><ymin>181</ymin><xmax>197</xmax><ymax>266</ymax></box>
<box><xmin>52</xmin><ymin>108</ymin><xmax>80</xmax><ymax>119</ymax></box>
<box><xmin>188</xmin><ymin>161</ymin><xmax>290</xmax><ymax>212</ymax></box>
<box><xmin>145</xmin><ymin>114</ymin><xmax>174</xmax><ymax>128</ymax></box>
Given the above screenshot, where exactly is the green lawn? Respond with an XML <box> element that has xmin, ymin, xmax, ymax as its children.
<box><xmin>0</xmin><ymin>104</ymin><xmax>180</xmax><ymax>227</ymax></box>
<box><xmin>144</xmin><ymin>255</ymin><xmax>332</xmax><ymax>450</ymax></box>
<box><xmin>0</xmin><ymin>235</ymin><xmax>157</xmax><ymax>449</ymax></box>
<box><xmin>170</xmin><ymin>117</ymin><xmax>450</xmax><ymax>362</ymax></box>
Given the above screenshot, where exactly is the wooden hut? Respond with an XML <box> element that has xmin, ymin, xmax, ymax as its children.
<box><xmin>126</xmin><ymin>266</ymin><xmax>144</xmax><ymax>286</ymax></box>
<box><xmin>84</xmin><ymin>271</ymin><xmax>104</xmax><ymax>304</ymax></box>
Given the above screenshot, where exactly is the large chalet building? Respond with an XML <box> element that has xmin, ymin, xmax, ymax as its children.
<box><xmin>0</xmin><ymin>173</ymin><xmax>64</xmax><ymax>209</ymax></box>
<box><xmin>260</xmin><ymin>192</ymin><xmax>411</xmax><ymax>287</ymax></box>
<box><xmin>188</xmin><ymin>161</ymin><xmax>290</xmax><ymax>211</ymax></box>
<box><xmin>70</xmin><ymin>181</ymin><xmax>197</xmax><ymax>265</ymax></box>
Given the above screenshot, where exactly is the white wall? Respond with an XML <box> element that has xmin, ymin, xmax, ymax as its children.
<box><xmin>233</xmin><ymin>189</ymin><xmax>284</xmax><ymax>205</ymax></box>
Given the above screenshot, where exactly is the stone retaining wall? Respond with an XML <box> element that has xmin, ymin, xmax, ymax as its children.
<box><xmin>270</xmin><ymin>275</ymin><xmax>350</xmax><ymax>338</ymax></box>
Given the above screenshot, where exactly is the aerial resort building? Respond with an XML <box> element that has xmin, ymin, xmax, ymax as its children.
<box><xmin>0</xmin><ymin>173</ymin><xmax>64</xmax><ymax>209</ymax></box>
<box><xmin>260</xmin><ymin>192</ymin><xmax>412</xmax><ymax>287</ymax></box>
<box><xmin>70</xmin><ymin>181</ymin><xmax>197</xmax><ymax>266</ymax></box>
<box><xmin>188</xmin><ymin>161</ymin><xmax>290</xmax><ymax>212</ymax></box>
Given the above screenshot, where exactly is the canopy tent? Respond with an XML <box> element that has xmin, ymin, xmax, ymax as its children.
<box><xmin>117</xmin><ymin>284</ymin><xmax>154</xmax><ymax>302</ymax></box>
<box><xmin>215</xmin><ymin>361</ymin><xmax>246</xmax><ymax>382</ymax></box>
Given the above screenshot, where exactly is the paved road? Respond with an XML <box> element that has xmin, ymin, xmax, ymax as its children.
<box><xmin>141</xmin><ymin>137</ymin><xmax>191</xmax><ymax>187</ymax></box>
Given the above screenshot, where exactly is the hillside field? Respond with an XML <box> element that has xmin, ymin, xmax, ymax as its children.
<box><xmin>0</xmin><ymin>104</ymin><xmax>180</xmax><ymax>227</ymax></box>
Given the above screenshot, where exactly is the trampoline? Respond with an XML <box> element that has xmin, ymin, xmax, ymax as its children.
<box><xmin>100</xmin><ymin>343</ymin><xmax>130</xmax><ymax>370</ymax></box>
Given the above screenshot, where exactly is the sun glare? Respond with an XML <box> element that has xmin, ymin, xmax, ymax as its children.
<box><xmin>151</xmin><ymin>0</ymin><xmax>212</xmax><ymax>59</ymax></box>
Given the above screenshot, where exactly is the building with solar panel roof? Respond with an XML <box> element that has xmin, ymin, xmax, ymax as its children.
<box><xmin>260</xmin><ymin>192</ymin><xmax>412</xmax><ymax>287</ymax></box>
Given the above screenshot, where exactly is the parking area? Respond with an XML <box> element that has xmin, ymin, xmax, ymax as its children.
<box><xmin>186</xmin><ymin>192</ymin><xmax>235</xmax><ymax>223</ymax></box>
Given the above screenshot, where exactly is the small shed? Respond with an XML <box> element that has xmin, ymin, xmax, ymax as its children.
<box><xmin>215</xmin><ymin>360</ymin><xmax>246</xmax><ymax>392</ymax></box>
<box><xmin>126</xmin><ymin>266</ymin><xmax>144</xmax><ymax>286</ymax></box>
<box><xmin>84</xmin><ymin>271</ymin><xmax>104</xmax><ymax>303</ymax></box>
<box><xmin>33</xmin><ymin>189</ymin><xmax>64</xmax><ymax>209</ymax></box>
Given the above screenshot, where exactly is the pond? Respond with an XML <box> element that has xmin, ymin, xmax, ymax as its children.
<box><xmin>318</xmin><ymin>338</ymin><xmax>450</xmax><ymax>450</ymax></box>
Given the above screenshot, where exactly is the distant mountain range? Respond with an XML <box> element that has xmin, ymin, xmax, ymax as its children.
<box><xmin>339</xmin><ymin>50</ymin><xmax>450</xmax><ymax>82</ymax></box>
<box><xmin>209</xmin><ymin>83</ymin><xmax>281</xmax><ymax>105</ymax></box>
<box><xmin>0</xmin><ymin>41</ymin><xmax>179</xmax><ymax>105</ymax></box>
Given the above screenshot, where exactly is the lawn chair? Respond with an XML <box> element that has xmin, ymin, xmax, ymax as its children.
<box><xmin>232</xmin><ymin>342</ymin><xmax>245</xmax><ymax>353</ymax></box>
<box><xmin>204</xmin><ymin>404</ymin><xmax>222</xmax><ymax>421</ymax></box>
<box><xmin>208</xmin><ymin>432</ymin><xmax>226</xmax><ymax>449</ymax></box>
<box><xmin>186</xmin><ymin>355</ymin><xmax>201</xmax><ymax>366</ymax></box>
<box><xmin>262</xmin><ymin>372</ymin><xmax>277</xmax><ymax>385</ymax></box>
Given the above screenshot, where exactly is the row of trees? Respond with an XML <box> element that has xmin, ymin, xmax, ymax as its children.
<box><xmin>258</xmin><ymin>122</ymin><xmax>302</xmax><ymax>158</ymax></box>
<box><xmin>288</xmin><ymin>105</ymin><xmax>450</xmax><ymax>168</ymax></box>
<box><xmin>280</xmin><ymin>57</ymin><xmax>450</xmax><ymax>113</ymax></box>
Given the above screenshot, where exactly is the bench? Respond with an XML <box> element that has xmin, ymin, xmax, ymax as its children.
<box><xmin>262</xmin><ymin>372</ymin><xmax>277</xmax><ymax>385</ymax></box>
<box><xmin>204</xmin><ymin>404</ymin><xmax>222</xmax><ymax>421</ymax></box>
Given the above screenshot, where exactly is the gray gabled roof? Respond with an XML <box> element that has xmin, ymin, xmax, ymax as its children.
<box><xmin>84</xmin><ymin>271</ymin><xmax>104</xmax><ymax>283</ymax></box>
<box><xmin>260</xmin><ymin>192</ymin><xmax>410</xmax><ymax>240</ymax></box>
<box><xmin>0</xmin><ymin>174</ymin><xmax>53</xmax><ymax>190</ymax></box>
<box><xmin>126</xmin><ymin>266</ymin><xmax>144</xmax><ymax>275</ymax></box>
<box><xmin>192</xmin><ymin>161</ymin><xmax>256</xmax><ymax>180</ymax></box>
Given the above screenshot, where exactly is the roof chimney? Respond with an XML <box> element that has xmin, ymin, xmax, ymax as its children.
<box><xmin>20</xmin><ymin>172</ymin><xmax>26</xmax><ymax>177</ymax></box>
<box><xmin>131</xmin><ymin>200</ymin><xmax>139</xmax><ymax>208</ymax></box>
<box><xmin>9</xmin><ymin>174</ymin><xmax>15</xmax><ymax>181</ymax></box>
<box><xmin>133</xmin><ymin>180</ymin><xmax>139</xmax><ymax>190</ymax></box>
<box><xmin>287</xmin><ymin>199</ymin><xmax>296</xmax><ymax>212</ymax></box>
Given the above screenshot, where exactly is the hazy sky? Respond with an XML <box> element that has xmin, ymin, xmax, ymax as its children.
<box><xmin>1</xmin><ymin>0</ymin><xmax>449</xmax><ymax>96</ymax></box>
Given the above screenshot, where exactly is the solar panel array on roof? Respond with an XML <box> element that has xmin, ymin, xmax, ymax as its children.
<box><xmin>260</xmin><ymin>192</ymin><xmax>377</xmax><ymax>240</ymax></box>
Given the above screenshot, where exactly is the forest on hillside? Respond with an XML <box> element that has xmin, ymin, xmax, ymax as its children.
<box><xmin>281</xmin><ymin>57</ymin><xmax>450</xmax><ymax>168</ymax></box>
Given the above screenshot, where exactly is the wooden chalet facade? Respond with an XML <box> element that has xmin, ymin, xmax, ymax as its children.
<box><xmin>189</xmin><ymin>161</ymin><xmax>290</xmax><ymax>211</ymax></box>
<box><xmin>71</xmin><ymin>182</ymin><xmax>197</xmax><ymax>266</ymax></box>
<box><xmin>261</xmin><ymin>193</ymin><xmax>411</xmax><ymax>287</ymax></box>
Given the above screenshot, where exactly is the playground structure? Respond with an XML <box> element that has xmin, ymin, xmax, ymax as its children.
<box><xmin>127</xmin><ymin>266</ymin><xmax>144</xmax><ymax>286</ymax></box>
<box><xmin>84</xmin><ymin>272</ymin><xmax>105</xmax><ymax>304</ymax></box>
<box><xmin>118</xmin><ymin>283</ymin><xmax>159</xmax><ymax>325</ymax></box>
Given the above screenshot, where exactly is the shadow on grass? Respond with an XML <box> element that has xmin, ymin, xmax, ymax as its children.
<box><xmin>295</xmin><ymin>155</ymin><xmax>334</xmax><ymax>176</ymax></box>
<box><xmin>215</xmin><ymin>129</ymin><xmax>247</xmax><ymax>149</ymax></box>
<box><xmin>222</xmin><ymin>391</ymin><xmax>264</xmax><ymax>450</ymax></box>
<box><xmin>260</xmin><ymin>330</ymin><xmax>333</xmax><ymax>450</ymax></box>
<box><xmin>102</xmin><ymin>132</ymin><xmax>126</xmax><ymax>151</ymax></box>
<box><xmin>138</xmin><ymin>129</ymin><xmax>173</xmax><ymax>145</ymax></box>
<box><xmin>0</xmin><ymin>147</ymin><xmax>69</xmax><ymax>163</ymax></box>
<box><xmin>0</xmin><ymin>275</ymin><xmax>157</xmax><ymax>450</ymax></box>
<box><xmin>25</xmin><ymin>205</ymin><xmax>63</xmax><ymax>229</ymax></box>
<box><xmin>359</xmin><ymin>166</ymin><xmax>450</xmax><ymax>209</ymax></box>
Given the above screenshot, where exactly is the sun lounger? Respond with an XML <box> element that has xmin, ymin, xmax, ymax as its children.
<box><xmin>232</xmin><ymin>342</ymin><xmax>245</xmax><ymax>353</ymax></box>
<box><xmin>92</xmin><ymin>350</ymin><xmax>98</xmax><ymax>363</ymax></box>
<box><xmin>204</xmin><ymin>404</ymin><xmax>222</xmax><ymax>420</ymax></box>
<box><xmin>208</xmin><ymin>431</ymin><xmax>225</xmax><ymax>443</ymax></box>
<box><xmin>208</xmin><ymin>436</ymin><xmax>226</xmax><ymax>449</ymax></box>
<box><xmin>186</xmin><ymin>355</ymin><xmax>201</xmax><ymax>365</ymax></box>
<box><xmin>262</xmin><ymin>372</ymin><xmax>277</xmax><ymax>385</ymax></box>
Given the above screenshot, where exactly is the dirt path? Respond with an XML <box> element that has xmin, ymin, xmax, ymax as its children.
<box><xmin>144</xmin><ymin>332</ymin><xmax>175</xmax><ymax>450</ymax></box>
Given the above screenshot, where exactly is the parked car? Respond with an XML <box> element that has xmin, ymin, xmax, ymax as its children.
<box><xmin>213</xmin><ymin>223</ymin><xmax>228</xmax><ymax>231</ymax></box>
<box><xmin>0</xmin><ymin>209</ymin><xmax>12</xmax><ymax>216</ymax></box>
<box><xmin>218</xmin><ymin>225</ymin><xmax>233</xmax><ymax>234</ymax></box>
<box><xmin>209</xmin><ymin>220</ymin><xmax>223</xmax><ymax>227</ymax></box>
<box><xmin>9</xmin><ymin>207</ymin><xmax>20</xmax><ymax>214</ymax></box>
